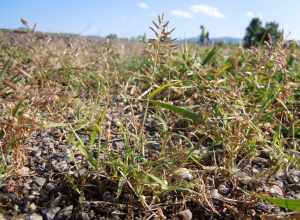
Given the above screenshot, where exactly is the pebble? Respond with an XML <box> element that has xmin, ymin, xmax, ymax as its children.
<box><xmin>45</xmin><ymin>182</ymin><xmax>56</xmax><ymax>191</ymax></box>
<box><xmin>268</xmin><ymin>185</ymin><xmax>283</xmax><ymax>197</ymax></box>
<box><xmin>218</xmin><ymin>184</ymin><xmax>230</xmax><ymax>195</ymax></box>
<box><xmin>50</xmin><ymin>193</ymin><xmax>62</xmax><ymax>208</ymax></box>
<box><xmin>42</xmin><ymin>207</ymin><xmax>61</xmax><ymax>220</ymax></box>
<box><xmin>33</xmin><ymin>177</ymin><xmax>46</xmax><ymax>187</ymax></box>
<box><xmin>52</xmin><ymin>160</ymin><xmax>68</xmax><ymax>172</ymax></box>
<box><xmin>102</xmin><ymin>191</ymin><xmax>115</xmax><ymax>203</ymax></box>
<box><xmin>178</xmin><ymin>209</ymin><xmax>193</xmax><ymax>220</ymax></box>
<box><xmin>16</xmin><ymin>167</ymin><xmax>30</xmax><ymax>176</ymax></box>
<box><xmin>145</xmin><ymin>141</ymin><xmax>161</xmax><ymax>151</ymax></box>
<box><xmin>28</xmin><ymin>213</ymin><xmax>43</xmax><ymax>220</ymax></box>
<box><xmin>174</xmin><ymin>168</ymin><xmax>194</xmax><ymax>181</ymax></box>
<box><xmin>29</xmin><ymin>203</ymin><xmax>37</xmax><ymax>212</ymax></box>
<box><xmin>55</xmin><ymin>205</ymin><xmax>73</xmax><ymax>219</ymax></box>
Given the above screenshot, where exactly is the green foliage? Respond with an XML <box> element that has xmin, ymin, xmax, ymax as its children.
<box><xmin>243</xmin><ymin>18</ymin><xmax>283</xmax><ymax>48</ymax></box>
<box><xmin>261</xmin><ymin>196</ymin><xmax>300</xmax><ymax>211</ymax></box>
<box><xmin>105</xmin><ymin>33</ymin><xmax>118</xmax><ymax>40</ymax></box>
<box><xmin>151</xmin><ymin>100</ymin><xmax>202</xmax><ymax>124</ymax></box>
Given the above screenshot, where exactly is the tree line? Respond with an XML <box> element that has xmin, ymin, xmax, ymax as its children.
<box><xmin>199</xmin><ymin>17</ymin><xmax>283</xmax><ymax>48</ymax></box>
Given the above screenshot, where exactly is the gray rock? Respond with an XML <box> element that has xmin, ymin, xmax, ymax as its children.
<box><xmin>178</xmin><ymin>209</ymin><xmax>193</xmax><ymax>220</ymax></box>
<box><xmin>29</xmin><ymin>203</ymin><xmax>37</xmax><ymax>212</ymax></box>
<box><xmin>52</xmin><ymin>160</ymin><xmax>68</xmax><ymax>172</ymax></box>
<box><xmin>55</xmin><ymin>205</ymin><xmax>73</xmax><ymax>220</ymax></box>
<box><xmin>45</xmin><ymin>182</ymin><xmax>56</xmax><ymax>191</ymax></box>
<box><xmin>102</xmin><ymin>191</ymin><xmax>115</xmax><ymax>203</ymax></box>
<box><xmin>42</xmin><ymin>207</ymin><xmax>61</xmax><ymax>220</ymax></box>
<box><xmin>294</xmin><ymin>192</ymin><xmax>300</xmax><ymax>199</ymax></box>
<box><xmin>145</xmin><ymin>141</ymin><xmax>161</xmax><ymax>151</ymax></box>
<box><xmin>28</xmin><ymin>213</ymin><xmax>43</xmax><ymax>220</ymax></box>
<box><xmin>33</xmin><ymin>177</ymin><xmax>46</xmax><ymax>187</ymax></box>
<box><xmin>50</xmin><ymin>193</ymin><xmax>62</xmax><ymax>208</ymax></box>
<box><xmin>80</xmin><ymin>212</ymin><xmax>90</xmax><ymax>220</ymax></box>
<box><xmin>218</xmin><ymin>184</ymin><xmax>230</xmax><ymax>195</ymax></box>
<box><xmin>174</xmin><ymin>168</ymin><xmax>194</xmax><ymax>181</ymax></box>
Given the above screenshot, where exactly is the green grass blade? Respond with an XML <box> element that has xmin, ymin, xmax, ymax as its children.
<box><xmin>145</xmin><ymin>173</ymin><xmax>168</xmax><ymax>190</ymax></box>
<box><xmin>71</xmin><ymin>128</ymin><xmax>97</xmax><ymax>168</ymax></box>
<box><xmin>148</xmin><ymin>81</ymin><xmax>181</xmax><ymax>99</ymax></box>
<box><xmin>201</xmin><ymin>47</ymin><xmax>217</xmax><ymax>66</ymax></box>
<box><xmin>261</xmin><ymin>196</ymin><xmax>300</xmax><ymax>211</ymax></box>
<box><xmin>151</xmin><ymin>100</ymin><xmax>202</xmax><ymax>124</ymax></box>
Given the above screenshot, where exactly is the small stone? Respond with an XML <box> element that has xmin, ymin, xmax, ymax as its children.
<box><xmin>29</xmin><ymin>203</ymin><xmax>37</xmax><ymax>211</ymax></box>
<box><xmin>102</xmin><ymin>191</ymin><xmax>115</xmax><ymax>203</ymax></box>
<box><xmin>33</xmin><ymin>177</ymin><xmax>46</xmax><ymax>187</ymax></box>
<box><xmin>294</xmin><ymin>192</ymin><xmax>300</xmax><ymax>199</ymax></box>
<box><xmin>31</xmin><ymin>147</ymin><xmax>42</xmax><ymax>157</ymax></box>
<box><xmin>45</xmin><ymin>182</ymin><xmax>56</xmax><ymax>191</ymax></box>
<box><xmin>55</xmin><ymin>205</ymin><xmax>73</xmax><ymax>220</ymax></box>
<box><xmin>174</xmin><ymin>168</ymin><xmax>194</xmax><ymax>181</ymax></box>
<box><xmin>111</xmin><ymin>210</ymin><xmax>126</xmax><ymax>216</ymax></box>
<box><xmin>16</xmin><ymin>167</ymin><xmax>30</xmax><ymax>176</ymax></box>
<box><xmin>235</xmin><ymin>171</ymin><xmax>252</xmax><ymax>185</ymax></box>
<box><xmin>268</xmin><ymin>185</ymin><xmax>283</xmax><ymax>197</ymax></box>
<box><xmin>28</xmin><ymin>213</ymin><xmax>43</xmax><ymax>220</ymax></box>
<box><xmin>31</xmin><ymin>191</ymin><xmax>40</xmax><ymax>196</ymax></box>
<box><xmin>14</xmin><ymin>204</ymin><xmax>20</xmax><ymax>212</ymax></box>
<box><xmin>80</xmin><ymin>213</ymin><xmax>90</xmax><ymax>220</ymax></box>
<box><xmin>218</xmin><ymin>184</ymin><xmax>230</xmax><ymax>195</ymax></box>
<box><xmin>42</xmin><ymin>207</ymin><xmax>61</xmax><ymax>220</ymax></box>
<box><xmin>211</xmin><ymin>189</ymin><xmax>223</xmax><ymax>200</ymax></box>
<box><xmin>50</xmin><ymin>193</ymin><xmax>62</xmax><ymax>208</ymax></box>
<box><xmin>145</xmin><ymin>141</ymin><xmax>161</xmax><ymax>151</ymax></box>
<box><xmin>52</xmin><ymin>160</ymin><xmax>68</xmax><ymax>172</ymax></box>
<box><xmin>178</xmin><ymin>209</ymin><xmax>193</xmax><ymax>220</ymax></box>
<box><xmin>256</xmin><ymin>202</ymin><xmax>273</xmax><ymax>212</ymax></box>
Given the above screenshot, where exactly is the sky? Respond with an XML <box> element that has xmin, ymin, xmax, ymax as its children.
<box><xmin>0</xmin><ymin>0</ymin><xmax>299</xmax><ymax>39</ymax></box>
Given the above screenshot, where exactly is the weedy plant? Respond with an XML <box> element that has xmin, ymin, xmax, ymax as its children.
<box><xmin>0</xmin><ymin>14</ymin><xmax>299</xmax><ymax>218</ymax></box>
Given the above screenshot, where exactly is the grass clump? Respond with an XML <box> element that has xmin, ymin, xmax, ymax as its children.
<box><xmin>0</xmin><ymin>16</ymin><xmax>299</xmax><ymax>218</ymax></box>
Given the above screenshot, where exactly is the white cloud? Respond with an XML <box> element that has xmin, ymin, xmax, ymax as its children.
<box><xmin>190</xmin><ymin>4</ymin><xmax>225</xmax><ymax>18</ymax></box>
<box><xmin>137</xmin><ymin>2</ymin><xmax>150</xmax><ymax>9</ymax></box>
<box><xmin>172</xmin><ymin>10</ymin><xmax>193</xmax><ymax>18</ymax></box>
<box><xmin>246</xmin><ymin>11</ymin><xmax>255</xmax><ymax>18</ymax></box>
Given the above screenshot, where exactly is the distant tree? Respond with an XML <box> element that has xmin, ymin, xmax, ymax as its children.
<box><xmin>199</xmin><ymin>25</ymin><xmax>210</xmax><ymax>46</ymax></box>
<box><xmin>264</xmin><ymin>21</ymin><xmax>282</xmax><ymax>43</ymax></box>
<box><xmin>243</xmin><ymin>18</ymin><xmax>264</xmax><ymax>48</ymax></box>
<box><xmin>243</xmin><ymin>18</ymin><xmax>283</xmax><ymax>48</ymax></box>
<box><xmin>106</xmin><ymin>33</ymin><xmax>118</xmax><ymax>40</ymax></box>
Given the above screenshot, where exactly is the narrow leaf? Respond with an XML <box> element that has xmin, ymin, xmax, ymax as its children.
<box><xmin>148</xmin><ymin>81</ymin><xmax>181</xmax><ymax>99</ymax></box>
<box><xmin>261</xmin><ymin>196</ymin><xmax>300</xmax><ymax>211</ymax></box>
<box><xmin>151</xmin><ymin>101</ymin><xmax>202</xmax><ymax>124</ymax></box>
<box><xmin>202</xmin><ymin>47</ymin><xmax>217</xmax><ymax>66</ymax></box>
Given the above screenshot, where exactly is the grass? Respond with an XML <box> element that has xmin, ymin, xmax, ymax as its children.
<box><xmin>0</xmin><ymin>16</ymin><xmax>299</xmax><ymax>218</ymax></box>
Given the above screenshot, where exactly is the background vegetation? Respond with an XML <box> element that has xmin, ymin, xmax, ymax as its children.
<box><xmin>0</xmin><ymin>16</ymin><xmax>299</xmax><ymax>219</ymax></box>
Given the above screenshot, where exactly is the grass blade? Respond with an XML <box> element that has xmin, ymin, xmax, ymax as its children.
<box><xmin>148</xmin><ymin>81</ymin><xmax>181</xmax><ymax>99</ymax></box>
<box><xmin>151</xmin><ymin>100</ymin><xmax>202</xmax><ymax>124</ymax></box>
<box><xmin>202</xmin><ymin>47</ymin><xmax>217</xmax><ymax>66</ymax></box>
<box><xmin>260</xmin><ymin>196</ymin><xmax>300</xmax><ymax>211</ymax></box>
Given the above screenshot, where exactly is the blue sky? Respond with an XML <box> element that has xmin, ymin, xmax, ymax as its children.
<box><xmin>0</xmin><ymin>0</ymin><xmax>299</xmax><ymax>39</ymax></box>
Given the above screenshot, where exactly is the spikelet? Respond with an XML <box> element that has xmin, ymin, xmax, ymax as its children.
<box><xmin>146</xmin><ymin>14</ymin><xmax>177</xmax><ymax>65</ymax></box>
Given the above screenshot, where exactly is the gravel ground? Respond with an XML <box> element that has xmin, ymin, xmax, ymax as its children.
<box><xmin>0</xmin><ymin>101</ymin><xmax>299</xmax><ymax>219</ymax></box>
